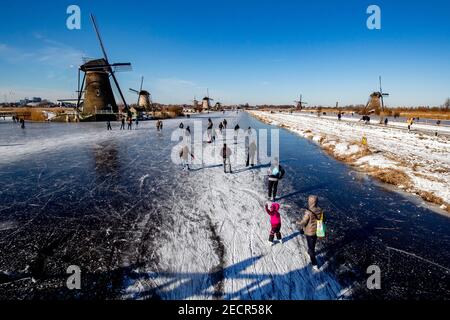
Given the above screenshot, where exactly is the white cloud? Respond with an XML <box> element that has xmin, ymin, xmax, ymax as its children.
<box><xmin>0</xmin><ymin>35</ymin><xmax>85</xmax><ymax>70</ymax></box>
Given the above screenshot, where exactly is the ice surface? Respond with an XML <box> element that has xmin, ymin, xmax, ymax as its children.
<box><xmin>0</xmin><ymin>113</ymin><xmax>449</xmax><ymax>300</ymax></box>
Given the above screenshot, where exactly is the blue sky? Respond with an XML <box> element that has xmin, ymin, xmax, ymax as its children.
<box><xmin>0</xmin><ymin>0</ymin><xmax>449</xmax><ymax>106</ymax></box>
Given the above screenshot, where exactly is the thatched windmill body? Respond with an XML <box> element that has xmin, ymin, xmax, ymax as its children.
<box><xmin>129</xmin><ymin>76</ymin><xmax>152</xmax><ymax>115</ymax></box>
<box><xmin>364</xmin><ymin>76</ymin><xmax>389</xmax><ymax>122</ymax></box>
<box><xmin>76</xmin><ymin>14</ymin><xmax>131</xmax><ymax>120</ymax></box>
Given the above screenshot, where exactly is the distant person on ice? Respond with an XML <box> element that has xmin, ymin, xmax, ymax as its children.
<box><xmin>127</xmin><ymin>117</ymin><xmax>133</xmax><ymax>130</ymax></box>
<box><xmin>221</xmin><ymin>143</ymin><xmax>232</xmax><ymax>173</ymax></box>
<box><xmin>407</xmin><ymin>118</ymin><xmax>414</xmax><ymax>131</ymax></box>
<box><xmin>223</xmin><ymin>119</ymin><xmax>228</xmax><ymax>129</ymax></box>
<box><xmin>107</xmin><ymin>120</ymin><xmax>112</xmax><ymax>130</ymax></box>
<box><xmin>179</xmin><ymin>122</ymin><xmax>184</xmax><ymax>129</ymax></box>
<box><xmin>265</xmin><ymin>202</ymin><xmax>282</xmax><ymax>245</ymax></box>
<box><xmin>120</xmin><ymin>117</ymin><xmax>125</xmax><ymax>130</ymax></box>
<box><xmin>234</xmin><ymin>124</ymin><xmax>240</xmax><ymax>144</ymax></box>
<box><xmin>246</xmin><ymin>127</ymin><xmax>257</xmax><ymax>167</ymax></box>
<box><xmin>296</xmin><ymin>195</ymin><xmax>324</xmax><ymax>271</ymax></box>
<box><xmin>20</xmin><ymin>119</ymin><xmax>25</xmax><ymax>129</ymax></box>
<box><xmin>267</xmin><ymin>158</ymin><xmax>285</xmax><ymax>201</ymax></box>
<box><xmin>207</xmin><ymin>118</ymin><xmax>214</xmax><ymax>143</ymax></box>
<box><xmin>179</xmin><ymin>145</ymin><xmax>194</xmax><ymax>171</ymax></box>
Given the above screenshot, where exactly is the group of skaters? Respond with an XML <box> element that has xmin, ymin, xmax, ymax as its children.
<box><xmin>178</xmin><ymin>117</ymin><xmax>323</xmax><ymax>270</ymax></box>
<box><xmin>118</xmin><ymin>116</ymin><xmax>135</xmax><ymax>130</ymax></box>
<box><xmin>263</xmin><ymin>158</ymin><xmax>324</xmax><ymax>271</ymax></box>
<box><xmin>106</xmin><ymin>117</ymin><xmax>164</xmax><ymax>131</ymax></box>
<box><xmin>12</xmin><ymin>115</ymin><xmax>25</xmax><ymax>129</ymax></box>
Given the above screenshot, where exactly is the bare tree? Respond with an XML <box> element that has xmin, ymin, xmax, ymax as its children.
<box><xmin>444</xmin><ymin>98</ymin><xmax>450</xmax><ymax>111</ymax></box>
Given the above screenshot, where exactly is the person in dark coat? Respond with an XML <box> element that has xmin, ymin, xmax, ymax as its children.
<box><xmin>234</xmin><ymin>124</ymin><xmax>240</xmax><ymax>144</ymax></box>
<box><xmin>120</xmin><ymin>117</ymin><xmax>125</xmax><ymax>130</ymax></box>
<box><xmin>267</xmin><ymin>158</ymin><xmax>285</xmax><ymax>201</ymax></box>
<box><xmin>221</xmin><ymin>144</ymin><xmax>232</xmax><ymax>173</ymax></box>
<box><xmin>107</xmin><ymin>121</ymin><xmax>112</xmax><ymax>130</ymax></box>
<box><xmin>296</xmin><ymin>195</ymin><xmax>324</xmax><ymax>271</ymax></box>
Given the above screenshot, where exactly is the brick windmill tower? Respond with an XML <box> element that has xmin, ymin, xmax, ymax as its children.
<box><xmin>76</xmin><ymin>14</ymin><xmax>132</xmax><ymax>121</ymax></box>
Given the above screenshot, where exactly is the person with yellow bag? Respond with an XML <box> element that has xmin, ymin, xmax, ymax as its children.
<box><xmin>296</xmin><ymin>195</ymin><xmax>326</xmax><ymax>271</ymax></box>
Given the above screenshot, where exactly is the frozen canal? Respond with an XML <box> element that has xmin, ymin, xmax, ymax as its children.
<box><xmin>0</xmin><ymin>113</ymin><xmax>449</xmax><ymax>300</ymax></box>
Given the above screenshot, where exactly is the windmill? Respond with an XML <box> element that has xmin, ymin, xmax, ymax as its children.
<box><xmin>294</xmin><ymin>94</ymin><xmax>307</xmax><ymax>110</ymax></box>
<box><xmin>76</xmin><ymin>14</ymin><xmax>132</xmax><ymax>120</ymax></box>
<box><xmin>202</xmin><ymin>89</ymin><xmax>214</xmax><ymax>111</ymax></box>
<box><xmin>129</xmin><ymin>76</ymin><xmax>152</xmax><ymax>113</ymax></box>
<box><xmin>192</xmin><ymin>96</ymin><xmax>199</xmax><ymax>109</ymax></box>
<box><xmin>363</xmin><ymin>76</ymin><xmax>389</xmax><ymax>122</ymax></box>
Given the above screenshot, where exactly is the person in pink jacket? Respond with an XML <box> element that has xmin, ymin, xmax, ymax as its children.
<box><xmin>265</xmin><ymin>202</ymin><xmax>283</xmax><ymax>245</ymax></box>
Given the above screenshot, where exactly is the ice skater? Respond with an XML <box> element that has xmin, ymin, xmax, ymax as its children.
<box><xmin>247</xmin><ymin>141</ymin><xmax>257</xmax><ymax>167</ymax></box>
<box><xmin>267</xmin><ymin>158</ymin><xmax>285</xmax><ymax>201</ymax></box>
<box><xmin>20</xmin><ymin>118</ymin><xmax>25</xmax><ymax>129</ymax></box>
<box><xmin>296</xmin><ymin>195</ymin><xmax>324</xmax><ymax>271</ymax></box>
<box><xmin>234</xmin><ymin>124</ymin><xmax>240</xmax><ymax>144</ymax></box>
<box><xmin>207</xmin><ymin>118</ymin><xmax>214</xmax><ymax>143</ymax></box>
<box><xmin>221</xmin><ymin>143</ymin><xmax>232</xmax><ymax>173</ymax></box>
<box><xmin>120</xmin><ymin>117</ymin><xmax>125</xmax><ymax>130</ymax></box>
<box><xmin>223</xmin><ymin>119</ymin><xmax>228</xmax><ymax>129</ymax></box>
<box><xmin>265</xmin><ymin>202</ymin><xmax>282</xmax><ymax>245</ymax></box>
<box><xmin>179</xmin><ymin>145</ymin><xmax>194</xmax><ymax>171</ymax></box>
<box><xmin>127</xmin><ymin>117</ymin><xmax>133</xmax><ymax>130</ymax></box>
<box><xmin>107</xmin><ymin>121</ymin><xmax>112</xmax><ymax>131</ymax></box>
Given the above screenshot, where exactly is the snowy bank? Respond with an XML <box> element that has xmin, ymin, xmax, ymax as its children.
<box><xmin>249</xmin><ymin>111</ymin><xmax>450</xmax><ymax>213</ymax></box>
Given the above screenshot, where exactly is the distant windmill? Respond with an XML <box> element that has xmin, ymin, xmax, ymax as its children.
<box><xmin>129</xmin><ymin>76</ymin><xmax>152</xmax><ymax>111</ymax></box>
<box><xmin>76</xmin><ymin>14</ymin><xmax>132</xmax><ymax>120</ymax></box>
<box><xmin>294</xmin><ymin>94</ymin><xmax>307</xmax><ymax>110</ymax></box>
<box><xmin>192</xmin><ymin>96</ymin><xmax>199</xmax><ymax>109</ymax></box>
<box><xmin>363</xmin><ymin>76</ymin><xmax>389</xmax><ymax>122</ymax></box>
<box><xmin>202</xmin><ymin>89</ymin><xmax>214</xmax><ymax>111</ymax></box>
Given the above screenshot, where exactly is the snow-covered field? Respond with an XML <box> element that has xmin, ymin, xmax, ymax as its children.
<box><xmin>249</xmin><ymin>111</ymin><xmax>450</xmax><ymax>212</ymax></box>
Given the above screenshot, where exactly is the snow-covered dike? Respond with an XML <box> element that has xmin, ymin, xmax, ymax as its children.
<box><xmin>249</xmin><ymin>111</ymin><xmax>450</xmax><ymax>212</ymax></box>
<box><xmin>124</xmin><ymin>130</ymin><xmax>346</xmax><ymax>300</ymax></box>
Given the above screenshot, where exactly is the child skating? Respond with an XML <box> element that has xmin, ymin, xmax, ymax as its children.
<box><xmin>264</xmin><ymin>202</ymin><xmax>283</xmax><ymax>245</ymax></box>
